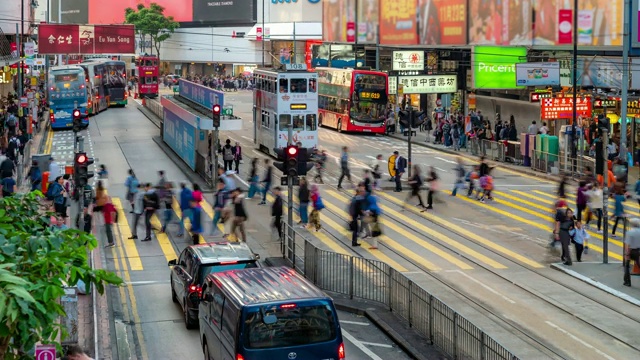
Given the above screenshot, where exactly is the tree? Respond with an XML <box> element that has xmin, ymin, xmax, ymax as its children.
<box><xmin>0</xmin><ymin>192</ymin><xmax>123</xmax><ymax>359</ymax></box>
<box><xmin>124</xmin><ymin>3</ymin><xmax>180</xmax><ymax>58</ymax></box>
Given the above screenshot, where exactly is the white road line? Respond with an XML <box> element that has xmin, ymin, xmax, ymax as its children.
<box><xmin>447</xmin><ymin>270</ymin><xmax>516</xmax><ymax>304</ymax></box>
<box><xmin>341</xmin><ymin>329</ymin><xmax>385</xmax><ymax>360</ymax></box>
<box><xmin>241</xmin><ymin>135</ymin><xmax>253</xmax><ymax>142</ymax></box>
<box><xmin>545</xmin><ymin>321</ymin><xmax>616</xmax><ymax>360</ymax></box>
<box><xmin>360</xmin><ymin>341</ymin><xmax>393</xmax><ymax>349</ymax></box>
<box><xmin>434</xmin><ymin>167</ymin><xmax>447</xmax><ymax>173</ymax></box>
<box><xmin>365</xmin><ymin>155</ymin><xmax>377</xmax><ymax>160</ymax></box>
<box><xmin>435</xmin><ymin>156</ymin><xmax>457</xmax><ymax>164</ymax></box>
<box><xmin>340</xmin><ymin>320</ymin><xmax>370</xmax><ymax>326</ymax></box>
<box><xmin>363</xmin><ymin>143</ymin><xmax>382</xmax><ymax>150</ymax></box>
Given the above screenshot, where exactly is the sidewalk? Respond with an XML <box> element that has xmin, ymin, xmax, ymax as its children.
<box><xmin>18</xmin><ymin>122</ymin><xmax>49</xmax><ymax>192</ymax></box>
<box><xmin>551</xmin><ymin>262</ymin><xmax>640</xmax><ymax>307</ymax></box>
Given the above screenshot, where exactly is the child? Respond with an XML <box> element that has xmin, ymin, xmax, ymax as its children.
<box><xmin>103</xmin><ymin>198</ymin><xmax>118</xmax><ymax>248</ymax></box>
<box><xmin>478</xmin><ymin>175</ymin><xmax>494</xmax><ymax>203</ymax></box>
<box><xmin>569</xmin><ymin>221</ymin><xmax>589</xmax><ymax>262</ymax></box>
<box><xmin>190</xmin><ymin>199</ymin><xmax>203</xmax><ymax>245</ymax></box>
<box><xmin>309</xmin><ymin>184</ymin><xmax>324</xmax><ymax>231</ymax></box>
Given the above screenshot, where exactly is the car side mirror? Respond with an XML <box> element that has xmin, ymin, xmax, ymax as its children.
<box><xmin>254</xmin><ymin>253</ymin><xmax>261</xmax><ymax>260</ymax></box>
<box><xmin>168</xmin><ymin>259</ymin><xmax>177</xmax><ymax>266</ymax></box>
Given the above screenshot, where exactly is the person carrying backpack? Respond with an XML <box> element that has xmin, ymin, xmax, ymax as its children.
<box><xmin>6</xmin><ymin>135</ymin><xmax>20</xmax><ymax>164</ymax></box>
<box><xmin>309</xmin><ymin>184</ymin><xmax>324</xmax><ymax>231</ymax></box>
<box><xmin>6</xmin><ymin>113</ymin><xmax>17</xmax><ymax>137</ymax></box>
<box><xmin>220</xmin><ymin>139</ymin><xmax>235</xmax><ymax>171</ymax></box>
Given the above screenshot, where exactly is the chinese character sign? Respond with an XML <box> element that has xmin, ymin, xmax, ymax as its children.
<box><xmin>540</xmin><ymin>97</ymin><xmax>593</xmax><ymax>120</ymax></box>
<box><xmin>398</xmin><ymin>75</ymin><xmax>457</xmax><ymax>94</ymax></box>
<box><xmin>379</xmin><ymin>0</ymin><xmax>418</xmax><ymax>45</ymax></box>
<box><xmin>38</xmin><ymin>24</ymin><xmax>135</xmax><ymax>54</ymax></box>
<box><xmin>392</xmin><ymin>51</ymin><xmax>425</xmax><ymax>71</ymax></box>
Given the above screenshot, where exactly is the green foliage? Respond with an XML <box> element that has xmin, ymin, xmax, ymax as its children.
<box><xmin>124</xmin><ymin>3</ymin><xmax>180</xmax><ymax>57</ymax></box>
<box><xmin>0</xmin><ymin>192</ymin><xmax>123</xmax><ymax>359</ymax></box>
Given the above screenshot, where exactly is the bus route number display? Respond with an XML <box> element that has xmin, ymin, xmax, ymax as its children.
<box><xmin>360</xmin><ymin>91</ymin><xmax>381</xmax><ymax>100</ymax></box>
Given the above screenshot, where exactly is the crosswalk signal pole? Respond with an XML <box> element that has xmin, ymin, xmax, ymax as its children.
<box><xmin>602</xmin><ymin>130</ymin><xmax>609</xmax><ymax>264</ymax></box>
<box><xmin>407</xmin><ymin>105</ymin><xmax>412</xmax><ymax>178</ymax></box>
<box><xmin>287</xmin><ymin>125</ymin><xmax>294</xmax><ymax>230</ymax></box>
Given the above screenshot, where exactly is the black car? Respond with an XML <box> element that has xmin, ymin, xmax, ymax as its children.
<box><xmin>168</xmin><ymin>242</ymin><xmax>260</xmax><ymax>329</ymax></box>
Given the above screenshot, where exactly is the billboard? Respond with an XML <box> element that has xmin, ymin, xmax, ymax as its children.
<box><xmin>357</xmin><ymin>0</ymin><xmax>379</xmax><ymax>43</ymax></box>
<box><xmin>472</xmin><ymin>46</ymin><xmax>527</xmax><ymax>89</ymax></box>
<box><xmin>515</xmin><ymin>62</ymin><xmax>561</xmax><ymax>86</ymax></box>
<box><xmin>392</xmin><ymin>51</ymin><xmax>424</xmax><ymax>71</ymax></box>
<box><xmin>418</xmin><ymin>0</ymin><xmax>467</xmax><ymax>45</ymax></box>
<box><xmin>541</xmin><ymin>97</ymin><xmax>592</xmax><ymax>120</ymax></box>
<box><xmin>37</xmin><ymin>24</ymin><xmax>136</xmax><ymax>54</ymax></box>
<box><xmin>50</xmin><ymin>0</ymin><xmax>256</xmax><ymax>26</ymax></box>
<box><xmin>575</xmin><ymin>56</ymin><xmax>623</xmax><ymax>88</ymax></box>
<box><xmin>323</xmin><ymin>0</ymin><xmax>355</xmax><ymax>42</ymax></box>
<box><xmin>379</xmin><ymin>0</ymin><xmax>418</xmax><ymax>45</ymax></box>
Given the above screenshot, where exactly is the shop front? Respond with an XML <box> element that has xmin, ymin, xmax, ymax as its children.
<box><xmin>539</xmin><ymin>95</ymin><xmax>593</xmax><ymax>139</ymax></box>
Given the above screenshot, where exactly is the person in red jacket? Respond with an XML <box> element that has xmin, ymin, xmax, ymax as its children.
<box><xmin>103</xmin><ymin>197</ymin><xmax>118</xmax><ymax>248</ymax></box>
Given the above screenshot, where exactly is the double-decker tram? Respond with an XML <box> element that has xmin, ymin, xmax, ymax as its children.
<box><xmin>100</xmin><ymin>60</ymin><xmax>128</xmax><ymax>106</ymax></box>
<box><xmin>136</xmin><ymin>55</ymin><xmax>159</xmax><ymax>98</ymax></box>
<box><xmin>253</xmin><ymin>65</ymin><xmax>319</xmax><ymax>157</ymax></box>
<box><xmin>79</xmin><ymin>61</ymin><xmax>108</xmax><ymax>115</ymax></box>
<box><xmin>316</xmin><ymin>67</ymin><xmax>388</xmax><ymax>134</ymax></box>
<box><xmin>48</xmin><ymin>65</ymin><xmax>89</xmax><ymax>130</ymax></box>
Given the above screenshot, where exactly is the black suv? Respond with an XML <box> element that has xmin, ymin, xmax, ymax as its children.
<box><xmin>168</xmin><ymin>242</ymin><xmax>260</xmax><ymax>329</ymax></box>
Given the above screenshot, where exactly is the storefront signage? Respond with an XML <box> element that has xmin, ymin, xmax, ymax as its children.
<box><xmin>540</xmin><ymin>97</ymin><xmax>592</xmax><ymax>120</ymax></box>
<box><xmin>627</xmin><ymin>100</ymin><xmax>640</xmax><ymax>115</ymax></box>
<box><xmin>398</xmin><ymin>75</ymin><xmax>457</xmax><ymax>94</ymax></box>
<box><xmin>516</xmin><ymin>62</ymin><xmax>561</xmax><ymax>86</ymax></box>
<box><xmin>529</xmin><ymin>91</ymin><xmax>552</xmax><ymax>103</ymax></box>
<box><xmin>392</xmin><ymin>51</ymin><xmax>424</xmax><ymax>71</ymax></box>
<box><xmin>472</xmin><ymin>46</ymin><xmax>526</xmax><ymax>90</ymax></box>
<box><xmin>388</xmin><ymin>76</ymin><xmax>397</xmax><ymax>95</ymax></box>
<box><xmin>37</xmin><ymin>24</ymin><xmax>135</xmax><ymax>54</ymax></box>
<box><xmin>594</xmin><ymin>99</ymin><xmax>617</xmax><ymax>108</ymax></box>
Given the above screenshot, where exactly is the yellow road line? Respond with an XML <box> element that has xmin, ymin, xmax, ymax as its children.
<box><xmin>170</xmin><ymin>198</ymin><xmax>206</xmax><ymax>244</ymax></box>
<box><xmin>199</xmin><ymin>196</ymin><xmax>215</xmax><ymax>218</ymax></box>
<box><xmin>149</xmin><ymin>214</ymin><xmax>180</xmax><ymax>261</ymax></box>
<box><xmin>112</xmin><ymin>198</ymin><xmax>143</xmax><ymax>270</ymax></box>
<box><xmin>448</xmin><ymin>191</ymin><xmax>623</xmax><ymax>261</ymax></box>
<box><xmin>493</xmin><ymin>190</ymin><xmax>552</xmax><ymax>213</ymax></box>
<box><xmin>377</xmin><ymin>192</ymin><xmax>544</xmax><ymax>269</ymax></box>
<box><xmin>511</xmin><ymin>190</ymin><xmax>554</xmax><ymax>204</ymax></box>
<box><xmin>44</xmin><ymin>127</ymin><xmax>54</xmax><ymax>154</ymax></box>
<box><xmin>327</xmin><ymin>190</ymin><xmax>479</xmax><ymax>270</ymax></box>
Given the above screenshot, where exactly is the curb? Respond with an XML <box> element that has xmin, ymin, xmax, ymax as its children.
<box><xmin>550</xmin><ymin>263</ymin><xmax>640</xmax><ymax>308</ymax></box>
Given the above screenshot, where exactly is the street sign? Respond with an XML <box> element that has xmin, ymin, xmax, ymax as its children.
<box><xmin>256</xmin><ymin>27</ymin><xmax>263</xmax><ymax>41</ymax></box>
<box><xmin>346</xmin><ymin>22</ymin><xmax>356</xmax><ymax>42</ymax></box>
<box><xmin>223</xmin><ymin>106</ymin><xmax>233</xmax><ymax>116</ymax></box>
<box><xmin>20</xmin><ymin>96</ymin><xmax>28</xmax><ymax>107</ymax></box>
<box><xmin>35</xmin><ymin>344</ymin><xmax>56</xmax><ymax>360</ymax></box>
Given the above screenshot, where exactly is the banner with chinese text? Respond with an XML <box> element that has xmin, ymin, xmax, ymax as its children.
<box><xmin>540</xmin><ymin>97</ymin><xmax>592</xmax><ymax>120</ymax></box>
<box><xmin>398</xmin><ymin>75</ymin><xmax>457</xmax><ymax>94</ymax></box>
<box><xmin>418</xmin><ymin>0</ymin><xmax>467</xmax><ymax>46</ymax></box>
<box><xmin>379</xmin><ymin>0</ymin><xmax>418</xmax><ymax>45</ymax></box>
<box><xmin>37</xmin><ymin>24</ymin><xmax>135</xmax><ymax>54</ymax></box>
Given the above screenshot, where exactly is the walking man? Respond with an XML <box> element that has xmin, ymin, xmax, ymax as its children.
<box><xmin>128</xmin><ymin>183</ymin><xmax>144</xmax><ymax>240</ymax></box>
<box><xmin>272</xmin><ymin>186</ymin><xmax>284</xmax><ymax>239</ymax></box>
<box><xmin>142</xmin><ymin>183</ymin><xmax>159</xmax><ymax>242</ymax></box>
<box><xmin>393</xmin><ymin>151</ymin><xmax>407</xmax><ymax>192</ymax></box>
<box><xmin>259</xmin><ymin>158</ymin><xmax>272</xmax><ymax>205</ymax></box>
<box><xmin>337</xmin><ymin>146</ymin><xmax>353</xmax><ymax>189</ymax></box>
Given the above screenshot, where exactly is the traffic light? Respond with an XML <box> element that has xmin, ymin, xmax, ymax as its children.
<box><xmin>411</xmin><ymin>110</ymin><xmax>425</xmax><ymax>128</ymax></box>
<box><xmin>74</xmin><ymin>152</ymin><xmax>94</xmax><ymax>188</ymax></box>
<box><xmin>286</xmin><ymin>145</ymin><xmax>299</xmax><ymax>177</ymax></box>
<box><xmin>72</xmin><ymin>108</ymin><xmax>82</xmax><ymax>132</ymax></box>
<box><xmin>296</xmin><ymin>148</ymin><xmax>315</xmax><ymax>176</ymax></box>
<box><xmin>212</xmin><ymin>104</ymin><xmax>221</xmax><ymax>128</ymax></box>
<box><xmin>398</xmin><ymin>110</ymin><xmax>410</xmax><ymax>128</ymax></box>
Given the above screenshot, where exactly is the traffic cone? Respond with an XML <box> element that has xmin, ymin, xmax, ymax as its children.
<box><xmin>134</xmin><ymin>92</ymin><xmax>138</xmax><ymax>99</ymax></box>
<box><xmin>141</xmin><ymin>98</ymin><xmax>146</xmax><ymax>106</ymax></box>
<box><xmin>632</xmin><ymin>260</ymin><xmax>640</xmax><ymax>275</ymax></box>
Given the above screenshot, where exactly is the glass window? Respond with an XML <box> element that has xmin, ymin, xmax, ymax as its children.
<box><xmin>244</xmin><ymin>302</ymin><xmax>337</xmax><ymax>349</ymax></box>
<box><xmin>221</xmin><ymin>296</ymin><xmax>238</xmax><ymax>345</ymax></box>
<box><xmin>152</xmin><ymin>76</ymin><xmax>158</xmax><ymax>84</ymax></box>
<box><xmin>262</xmin><ymin>112</ymin><xmax>270</xmax><ymax>128</ymax></box>
<box><xmin>199</xmin><ymin>262</ymin><xmax>258</xmax><ymax>281</ymax></box>
<box><xmin>306</xmin><ymin>114</ymin><xmax>317</xmax><ymax>131</ymax></box>
<box><xmin>279</xmin><ymin>78</ymin><xmax>288</xmax><ymax>93</ymax></box>
<box><xmin>210</xmin><ymin>286</ymin><xmax>224</xmax><ymax>328</ymax></box>
<box><xmin>271</xmin><ymin>80</ymin><xmax>276</xmax><ymax>93</ymax></box>
<box><xmin>309</xmin><ymin>78</ymin><xmax>317</xmax><ymax>93</ymax></box>
<box><xmin>290</xmin><ymin>78</ymin><xmax>307</xmax><ymax>93</ymax></box>
<box><xmin>279</xmin><ymin>114</ymin><xmax>291</xmax><ymax>131</ymax></box>
<box><xmin>292</xmin><ymin>115</ymin><xmax>305</xmax><ymax>131</ymax></box>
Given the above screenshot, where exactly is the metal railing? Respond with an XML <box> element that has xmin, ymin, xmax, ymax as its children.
<box><xmin>280</xmin><ymin>222</ymin><xmax>519</xmax><ymax>360</ymax></box>
<box><xmin>531</xmin><ymin>151</ymin><xmax>595</xmax><ymax>178</ymax></box>
<box><xmin>466</xmin><ymin>138</ymin><xmax>523</xmax><ymax>166</ymax></box>
<box><xmin>145</xmin><ymin>98</ymin><xmax>164</xmax><ymax>120</ymax></box>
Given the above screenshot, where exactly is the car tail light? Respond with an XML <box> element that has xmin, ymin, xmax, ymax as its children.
<box><xmin>236</xmin><ymin>355</ymin><xmax>244</xmax><ymax>360</ymax></box>
<box><xmin>338</xmin><ymin>342</ymin><xmax>345</xmax><ymax>359</ymax></box>
<box><xmin>188</xmin><ymin>284</ymin><xmax>202</xmax><ymax>296</ymax></box>
<box><xmin>280</xmin><ymin>303</ymin><xmax>297</xmax><ymax>309</ymax></box>
<box><xmin>49</xmin><ymin>113</ymin><xmax>55</xmax><ymax>123</ymax></box>
<box><xmin>219</xmin><ymin>261</ymin><xmax>238</xmax><ymax>265</ymax></box>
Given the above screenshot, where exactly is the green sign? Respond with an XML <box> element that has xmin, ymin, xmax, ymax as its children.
<box><xmin>172</xmin><ymin>85</ymin><xmax>179</xmax><ymax>93</ymax></box>
<box><xmin>223</xmin><ymin>106</ymin><xmax>233</xmax><ymax>116</ymax></box>
<box><xmin>473</xmin><ymin>46</ymin><xmax>527</xmax><ymax>90</ymax></box>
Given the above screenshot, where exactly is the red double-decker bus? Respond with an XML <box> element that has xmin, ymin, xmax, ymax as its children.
<box><xmin>316</xmin><ymin>67</ymin><xmax>388</xmax><ymax>134</ymax></box>
<box><xmin>136</xmin><ymin>55</ymin><xmax>159</xmax><ymax>98</ymax></box>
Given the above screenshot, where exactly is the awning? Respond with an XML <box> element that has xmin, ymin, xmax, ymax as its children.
<box><xmin>247</xmin><ymin>22</ymin><xmax>322</xmax><ymax>41</ymax></box>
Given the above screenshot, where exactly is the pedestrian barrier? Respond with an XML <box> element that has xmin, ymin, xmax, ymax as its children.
<box><xmin>531</xmin><ymin>150</ymin><xmax>594</xmax><ymax>178</ymax></box>
<box><xmin>145</xmin><ymin>98</ymin><xmax>164</xmax><ymax>120</ymax></box>
<box><xmin>280</xmin><ymin>222</ymin><xmax>519</xmax><ymax>360</ymax></box>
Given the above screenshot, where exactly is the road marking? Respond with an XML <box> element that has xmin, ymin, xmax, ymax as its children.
<box><xmin>545</xmin><ymin>321</ymin><xmax>616</xmax><ymax>360</ymax></box>
<box><xmin>150</xmin><ymin>214</ymin><xmax>179</xmax><ymax>262</ymax></box>
<box><xmin>44</xmin><ymin>127</ymin><xmax>54</xmax><ymax>154</ymax></box>
<box><xmin>446</xmin><ymin>270</ymin><xmax>516</xmax><ymax>304</ymax></box>
<box><xmin>171</xmin><ymin>198</ymin><xmax>206</xmax><ymax>243</ymax></box>
<box><xmin>241</xmin><ymin>135</ymin><xmax>253</xmax><ymax>142</ymax></box>
<box><xmin>435</xmin><ymin>156</ymin><xmax>457</xmax><ymax>164</ymax></box>
<box><xmin>112</xmin><ymin>198</ymin><xmax>143</xmax><ymax>271</ymax></box>
<box><xmin>363</xmin><ymin>143</ymin><xmax>382</xmax><ymax>150</ymax></box>
<box><xmin>360</xmin><ymin>341</ymin><xmax>394</xmax><ymax>349</ymax></box>
<box><xmin>434</xmin><ymin>167</ymin><xmax>447</xmax><ymax>172</ymax></box>
<box><xmin>340</xmin><ymin>320</ymin><xmax>370</xmax><ymax>326</ymax></box>
<box><xmin>341</xmin><ymin>329</ymin><xmax>385</xmax><ymax>360</ymax></box>
<box><xmin>125</xmin><ymin>280</ymin><xmax>170</xmax><ymax>285</ymax></box>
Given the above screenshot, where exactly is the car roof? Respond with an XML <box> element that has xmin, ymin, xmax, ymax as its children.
<box><xmin>190</xmin><ymin>242</ymin><xmax>256</xmax><ymax>264</ymax></box>
<box><xmin>209</xmin><ymin>267</ymin><xmax>327</xmax><ymax>306</ymax></box>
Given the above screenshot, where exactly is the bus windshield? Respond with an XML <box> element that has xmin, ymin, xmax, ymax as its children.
<box><xmin>350</xmin><ymin>74</ymin><xmax>387</xmax><ymax>122</ymax></box>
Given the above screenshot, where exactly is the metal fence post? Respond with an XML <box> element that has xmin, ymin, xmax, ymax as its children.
<box><xmin>387</xmin><ymin>268</ymin><xmax>393</xmax><ymax>310</ymax></box>
<box><xmin>453</xmin><ymin>312</ymin><xmax>458</xmax><ymax>360</ymax></box>
<box><xmin>60</xmin><ymin>287</ymin><xmax>79</xmax><ymax>345</ymax></box>
<box><xmin>292</xmin><ymin>229</ymin><xmax>296</xmax><ymax>270</ymax></box>
<box><xmin>428</xmin><ymin>294</ymin><xmax>434</xmax><ymax>344</ymax></box>
<box><xmin>349</xmin><ymin>256</ymin><xmax>354</xmax><ymax>299</ymax></box>
<box><xmin>480</xmin><ymin>331</ymin><xmax>486</xmax><ymax>360</ymax></box>
<box><xmin>408</xmin><ymin>280</ymin><xmax>413</xmax><ymax>327</ymax></box>
<box><xmin>313</xmin><ymin>246</ymin><xmax>319</xmax><ymax>283</ymax></box>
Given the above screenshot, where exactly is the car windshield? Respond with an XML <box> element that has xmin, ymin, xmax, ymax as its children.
<box><xmin>244</xmin><ymin>301</ymin><xmax>337</xmax><ymax>349</ymax></box>
<box><xmin>198</xmin><ymin>261</ymin><xmax>258</xmax><ymax>283</ymax></box>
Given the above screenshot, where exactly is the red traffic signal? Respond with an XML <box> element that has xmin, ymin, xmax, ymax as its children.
<box><xmin>287</xmin><ymin>146</ymin><xmax>298</xmax><ymax>156</ymax></box>
<box><xmin>76</xmin><ymin>154</ymin><xmax>87</xmax><ymax>164</ymax></box>
<box><xmin>213</xmin><ymin>104</ymin><xmax>221</xmax><ymax>114</ymax></box>
<box><xmin>73</xmin><ymin>109</ymin><xmax>81</xmax><ymax>118</ymax></box>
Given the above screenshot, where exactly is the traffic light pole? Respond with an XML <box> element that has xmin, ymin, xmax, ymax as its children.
<box><xmin>407</xmin><ymin>105</ymin><xmax>413</xmax><ymax>178</ymax></box>
<box><xmin>602</xmin><ymin>130</ymin><xmax>609</xmax><ymax>264</ymax></box>
<box><xmin>212</xmin><ymin>128</ymin><xmax>219</xmax><ymax>185</ymax></box>
<box><xmin>287</xmin><ymin>125</ymin><xmax>294</xmax><ymax>231</ymax></box>
<box><xmin>77</xmin><ymin>136</ymin><xmax>85</xmax><ymax>232</ymax></box>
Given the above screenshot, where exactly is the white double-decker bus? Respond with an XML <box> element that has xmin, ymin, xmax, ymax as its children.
<box><xmin>253</xmin><ymin>65</ymin><xmax>318</xmax><ymax>157</ymax></box>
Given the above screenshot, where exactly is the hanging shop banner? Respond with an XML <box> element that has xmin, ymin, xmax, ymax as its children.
<box><xmin>357</xmin><ymin>0</ymin><xmax>379</xmax><ymax>43</ymax></box>
<box><xmin>541</xmin><ymin>97</ymin><xmax>592</xmax><ymax>120</ymax></box>
<box><xmin>472</xmin><ymin>46</ymin><xmax>527</xmax><ymax>89</ymax></box>
<box><xmin>388</xmin><ymin>76</ymin><xmax>397</xmax><ymax>95</ymax></box>
<box><xmin>398</xmin><ymin>75</ymin><xmax>457</xmax><ymax>94</ymax></box>
<box><xmin>37</xmin><ymin>24</ymin><xmax>135</xmax><ymax>54</ymax></box>
<box><xmin>379</xmin><ymin>0</ymin><xmax>418</xmax><ymax>45</ymax></box>
<box><xmin>323</xmin><ymin>0</ymin><xmax>355</xmax><ymax>42</ymax></box>
<box><xmin>515</xmin><ymin>62</ymin><xmax>561</xmax><ymax>86</ymax></box>
<box><xmin>418</xmin><ymin>0</ymin><xmax>467</xmax><ymax>45</ymax></box>
<box><xmin>392</xmin><ymin>51</ymin><xmax>424</xmax><ymax>71</ymax></box>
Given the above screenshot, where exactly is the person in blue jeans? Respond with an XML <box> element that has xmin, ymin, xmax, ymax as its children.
<box><xmin>177</xmin><ymin>182</ymin><xmax>193</xmax><ymax>237</ymax></box>
<box><xmin>190</xmin><ymin>199</ymin><xmax>203</xmax><ymax>245</ymax></box>
<box><xmin>298</xmin><ymin>177</ymin><xmax>310</xmax><ymax>227</ymax></box>
<box><xmin>259</xmin><ymin>158</ymin><xmax>272</xmax><ymax>205</ymax></box>
<box><xmin>247</xmin><ymin>158</ymin><xmax>259</xmax><ymax>199</ymax></box>
<box><xmin>211</xmin><ymin>180</ymin><xmax>226</xmax><ymax>236</ymax></box>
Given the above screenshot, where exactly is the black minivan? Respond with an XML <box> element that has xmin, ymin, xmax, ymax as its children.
<box><xmin>168</xmin><ymin>242</ymin><xmax>260</xmax><ymax>329</ymax></box>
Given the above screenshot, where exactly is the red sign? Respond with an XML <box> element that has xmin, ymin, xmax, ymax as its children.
<box><xmin>305</xmin><ymin>40</ymin><xmax>322</xmax><ymax>69</ymax></box>
<box><xmin>256</xmin><ymin>27</ymin><xmax>263</xmax><ymax>42</ymax></box>
<box><xmin>380</xmin><ymin>0</ymin><xmax>418</xmax><ymax>45</ymax></box>
<box><xmin>346</xmin><ymin>22</ymin><xmax>356</xmax><ymax>43</ymax></box>
<box><xmin>418</xmin><ymin>0</ymin><xmax>467</xmax><ymax>46</ymax></box>
<box><xmin>558</xmin><ymin>10</ymin><xmax>573</xmax><ymax>45</ymax></box>
<box><xmin>541</xmin><ymin>97</ymin><xmax>592</xmax><ymax>120</ymax></box>
<box><xmin>38</xmin><ymin>24</ymin><xmax>135</xmax><ymax>54</ymax></box>
<box><xmin>529</xmin><ymin>91</ymin><xmax>552</xmax><ymax>103</ymax></box>
<box><xmin>35</xmin><ymin>344</ymin><xmax>56</xmax><ymax>360</ymax></box>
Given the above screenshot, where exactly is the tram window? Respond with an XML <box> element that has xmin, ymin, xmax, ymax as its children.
<box><xmin>292</xmin><ymin>115</ymin><xmax>304</xmax><ymax>130</ymax></box>
<box><xmin>306</xmin><ymin>114</ymin><xmax>317</xmax><ymax>131</ymax></box>
<box><xmin>309</xmin><ymin>78</ymin><xmax>317</xmax><ymax>93</ymax></box>
<box><xmin>270</xmin><ymin>80</ymin><xmax>276</xmax><ymax>93</ymax></box>
<box><xmin>262</xmin><ymin>112</ymin><xmax>270</xmax><ymax>128</ymax></box>
<box><xmin>290</xmin><ymin>78</ymin><xmax>307</xmax><ymax>93</ymax></box>
<box><xmin>279</xmin><ymin>114</ymin><xmax>291</xmax><ymax>131</ymax></box>
<box><xmin>279</xmin><ymin>78</ymin><xmax>288</xmax><ymax>93</ymax></box>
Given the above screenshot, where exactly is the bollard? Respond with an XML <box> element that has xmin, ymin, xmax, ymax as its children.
<box><xmin>60</xmin><ymin>286</ymin><xmax>79</xmax><ymax>345</ymax></box>
<box><xmin>42</xmin><ymin>171</ymin><xmax>49</xmax><ymax>193</ymax></box>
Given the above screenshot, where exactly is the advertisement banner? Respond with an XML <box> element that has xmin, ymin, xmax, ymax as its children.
<box><xmin>388</xmin><ymin>76</ymin><xmax>397</xmax><ymax>95</ymax></box>
<box><xmin>418</xmin><ymin>0</ymin><xmax>467</xmax><ymax>45</ymax></box>
<box><xmin>38</xmin><ymin>24</ymin><xmax>135</xmax><ymax>54</ymax></box>
<box><xmin>323</xmin><ymin>0</ymin><xmax>355</xmax><ymax>42</ymax></box>
<box><xmin>575</xmin><ymin>56</ymin><xmax>622</xmax><ymax>88</ymax></box>
<box><xmin>379</xmin><ymin>0</ymin><xmax>418</xmax><ymax>45</ymax></box>
<box><xmin>541</xmin><ymin>97</ymin><xmax>592</xmax><ymax>120</ymax></box>
<box><xmin>577</xmin><ymin>10</ymin><xmax>594</xmax><ymax>44</ymax></box>
<box><xmin>357</xmin><ymin>0</ymin><xmax>379</xmax><ymax>43</ymax></box>
<box><xmin>472</xmin><ymin>46</ymin><xmax>527</xmax><ymax>89</ymax></box>
<box><xmin>87</xmin><ymin>0</ymin><xmax>191</xmax><ymax>24</ymax></box>
<box><xmin>468</xmin><ymin>0</ymin><xmax>532</xmax><ymax>45</ymax></box>
<box><xmin>398</xmin><ymin>75</ymin><xmax>457</xmax><ymax>94</ymax></box>
<box><xmin>163</xmin><ymin>106</ymin><xmax>197</xmax><ymax>170</ymax></box>
<box><xmin>515</xmin><ymin>62</ymin><xmax>561</xmax><ymax>86</ymax></box>
<box><xmin>179</xmin><ymin>79</ymin><xmax>225</xmax><ymax>110</ymax></box>
<box><xmin>392</xmin><ymin>51</ymin><xmax>425</xmax><ymax>71</ymax></box>
<box><xmin>192</xmin><ymin>0</ymin><xmax>257</xmax><ymax>24</ymax></box>
<box><xmin>558</xmin><ymin>9</ymin><xmax>573</xmax><ymax>44</ymax></box>
<box><xmin>51</xmin><ymin>0</ymin><xmax>89</xmax><ymax>24</ymax></box>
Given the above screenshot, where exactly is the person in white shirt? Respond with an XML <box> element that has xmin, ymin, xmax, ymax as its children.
<box><xmin>369</xmin><ymin>154</ymin><xmax>385</xmax><ymax>191</ymax></box>
<box><xmin>527</xmin><ymin>120</ymin><xmax>539</xmax><ymax>135</ymax></box>
<box><xmin>48</xmin><ymin>157</ymin><xmax>60</xmax><ymax>184</ymax></box>
<box><xmin>539</xmin><ymin>122</ymin><xmax>548</xmax><ymax>134</ymax></box>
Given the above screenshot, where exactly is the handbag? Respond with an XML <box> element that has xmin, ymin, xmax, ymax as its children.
<box><xmin>371</xmin><ymin>222</ymin><xmax>382</xmax><ymax>237</ymax></box>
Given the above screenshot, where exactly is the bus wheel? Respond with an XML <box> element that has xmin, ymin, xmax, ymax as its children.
<box><xmin>337</xmin><ymin>120</ymin><xmax>343</xmax><ymax>133</ymax></box>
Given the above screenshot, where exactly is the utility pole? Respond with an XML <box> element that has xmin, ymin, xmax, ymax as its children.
<box><xmin>18</xmin><ymin>0</ymin><xmax>24</xmax><ymax>98</ymax></box>
<box><xmin>211</xmin><ymin>129</ymin><xmax>219</xmax><ymax>185</ymax></box>
<box><xmin>407</xmin><ymin>104</ymin><xmax>413</xmax><ymax>178</ymax></box>
<box><xmin>375</xmin><ymin>25</ymin><xmax>380</xmax><ymax>70</ymax></box>
<box><xmin>77</xmin><ymin>136</ymin><xmax>85</xmax><ymax>232</ymax></box>
<box><xmin>620</xmin><ymin>0</ymin><xmax>631</xmax><ymax>159</ymax></box>
<box><xmin>570</xmin><ymin>0</ymin><xmax>578</xmax><ymax>168</ymax></box>
<box><xmin>602</xmin><ymin>130</ymin><xmax>609</xmax><ymax>264</ymax></box>
<box><xmin>261</xmin><ymin>0</ymin><xmax>265</xmax><ymax>67</ymax></box>
<box><xmin>287</xmin><ymin>125</ymin><xmax>293</xmax><ymax>229</ymax></box>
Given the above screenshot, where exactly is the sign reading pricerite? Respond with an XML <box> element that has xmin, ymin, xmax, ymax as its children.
<box><xmin>472</xmin><ymin>46</ymin><xmax>527</xmax><ymax>90</ymax></box>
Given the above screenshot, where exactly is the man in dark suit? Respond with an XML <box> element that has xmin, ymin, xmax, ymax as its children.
<box><xmin>394</xmin><ymin>151</ymin><xmax>407</xmax><ymax>192</ymax></box>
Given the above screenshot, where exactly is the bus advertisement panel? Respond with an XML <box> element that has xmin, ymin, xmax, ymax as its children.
<box><xmin>48</xmin><ymin>65</ymin><xmax>89</xmax><ymax>129</ymax></box>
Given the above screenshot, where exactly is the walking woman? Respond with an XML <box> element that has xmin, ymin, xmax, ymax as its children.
<box><xmin>402</xmin><ymin>165</ymin><xmax>425</xmax><ymax>210</ymax></box>
<box><xmin>611</xmin><ymin>187</ymin><xmax>627</xmax><ymax>239</ymax></box>
<box><xmin>555</xmin><ymin>208</ymin><xmax>575</xmax><ymax>265</ymax></box>
<box><xmin>247</xmin><ymin>158</ymin><xmax>259</xmax><ymax>199</ymax></box>
<box><xmin>585</xmin><ymin>182</ymin><xmax>604</xmax><ymax>233</ymax></box>
<box><xmin>423</xmin><ymin>166</ymin><xmax>439</xmax><ymax>211</ymax></box>
<box><xmin>309</xmin><ymin>184</ymin><xmax>324</xmax><ymax>231</ymax></box>
<box><xmin>124</xmin><ymin>169</ymin><xmax>139</xmax><ymax>212</ymax></box>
